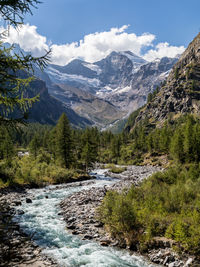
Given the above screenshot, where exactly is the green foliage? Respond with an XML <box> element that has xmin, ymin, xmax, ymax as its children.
<box><xmin>0</xmin><ymin>149</ymin><xmax>84</xmax><ymax>187</ymax></box>
<box><xmin>29</xmin><ymin>133</ymin><xmax>40</xmax><ymax>159</ymax></box>
<box><xmin>0</xmin><ymin>0</ymin><xmax>50</xmax><ymax>126</ymax></box>
<box><xmin>80</xmin><ymin>127</ymin><xmax>98</xmax><ymax>170</ymax></box>
<box><xmin>110</xmin><ymin>135</ymin><xmax>121</xmax><ymax>163</ymax></box>
<box><xmin>0</xmin><ymin>126</ymin><xmax>14</xmax><ymax>161</ymax></box>
<box><xmin>98</xmin><ymin>165</ymin><xmax>200</xmax><ymax>254</ymax></box>
<box><xmin>147</xmin><ymin>93</ymin><xmax>153</xmax><ymax>103</ymax></box>
<box><xmin>55</xmin><ymin>113</ymin><xmax>72</xmax><ymax>168</ymax></box>
<box><xmin>147</xmin><ymin>86</ymin><xmax>160</xmax><ymax>103</ymax></box>
<box><xmin>109</xmin><ymin>165</ymin><xmax>127</xmax><ymax>174</ymax></box>
<box><xmin>174</xmin><ymin>67</ymin><xmax>179</xmax><ymax>79</ymax></box>
<box><xmin>124</xmin><ymin>107</ymin><xmax>143</xmax><ymax>132</ymax></box>
<box><xmin>0</xmin><ymin>1</ymin><xmax>41</xmax><ymax>27</ymax></box>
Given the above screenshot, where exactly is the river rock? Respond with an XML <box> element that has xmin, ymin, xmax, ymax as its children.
<box><xmin>184</xmin><ymin>258</ymin><xmax>193</xmax><ymax>266</ymax></box>
<box><xmin>14</xmin><ymin>200</ymin><xmax>22</xmax><ymax>206</ymax></box>
<box><xmin>26</xmin><ymin>198</ymin><xmax>32</xmax><ymax>203</ymax></box>
<box><xmin>0</xmin><ymin>187</ymin><xmax>58</xmax><ymax>267</ymax></box>
<box><xmin>59</xmin><ymin>165</ymin><xmax>199</xmax><ymax>267</ymax></box>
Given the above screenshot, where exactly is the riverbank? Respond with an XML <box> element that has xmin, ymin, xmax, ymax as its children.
<box><xmin>60</xmin><ymin>165</ymin><xmax>162</xmax><ymax>245</ymax></box>
<box><xmin>0</xmin><ymin>186</ymin><xmax>58</xmax><ymax>267</ymax></box>
<box><xmin>60</xmin><ymin>166</ymin><xmax>198</xmax><ymax>267</ymax></box>
<box><xmin>0</xmin><ymin>165</ymin><xmax>198</xmax><ymax>267</ymax></box>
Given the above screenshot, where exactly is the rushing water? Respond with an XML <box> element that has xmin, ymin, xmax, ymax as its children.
<box><xmin>14</xmin><ymin>169</ymin><xmax>157</xmax><ymax>267</ymax></box>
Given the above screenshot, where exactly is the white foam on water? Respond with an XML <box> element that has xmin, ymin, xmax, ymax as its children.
<box><xmin>14</xmin><ymin>172</ymin><xmax>157</xmax><ymax>267</ymax></box>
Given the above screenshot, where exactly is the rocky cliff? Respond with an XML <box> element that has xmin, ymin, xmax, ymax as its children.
<box><xmin>25</xmin><ymin>78</ymin><xmax>91</xmax><ymax>127</ymax></box>
<box><xmin>134</xmin><ymin>32</ymin><xmax>200</xmax><ymax>127</ymax></box>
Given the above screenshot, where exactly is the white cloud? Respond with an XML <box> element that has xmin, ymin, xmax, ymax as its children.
<box><xmin>2</xmin><ymin>24</ymin><xmax>49</xmax><ymax>57</ymax></box>
<box><xmin>143</xmin><ymin>42</ymin><xmax>185</xmax><ymax>61</ymax></box>
<box><xmin>50</xmin><ymin>25</ymin><xmax>155</xmax><ymax>65</ymax></box>
<box><xmin>2</xmin><ymin>24</ymin><xmax>185</xmax><ymax>65</ymax></box>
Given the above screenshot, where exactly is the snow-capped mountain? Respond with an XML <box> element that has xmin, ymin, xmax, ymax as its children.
<box><xmin>44</xmin><ymin>51</ymin><xmax>178</xmax><ymax>117</ymax></box>
<box><xmin>106</xmin><ymin>56</ymin><xmax>179</xmax><ymax>113</ymax></box>
<box><xmin>4</xmin><ymin>42</ymin><xmax>180</xmax><ymax>128</ymax></box>
<box><xmin>46</xmin><ymin>51</ymin><xmax>146</xmax><ymax>92</ymax></box>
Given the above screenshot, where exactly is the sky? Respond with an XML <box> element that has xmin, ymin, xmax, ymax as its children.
<box><xmin>2</xmin><ymin>0</ymin><xmax>200</xmax><ymax>65</ymax></box>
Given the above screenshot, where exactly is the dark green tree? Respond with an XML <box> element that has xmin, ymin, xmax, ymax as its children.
<box><xmin>0</xmin><ymin>127</ymin><xmax>14</xmax><ymax>160</ymax></box>
<box><xmin>0</xmin><ymin>0</ymin><xmax>50</xmax><ymax>126</ymax></box>
<box><xmin>81</xmin><ymin>128</ymin><xmax>99</xmax><ymax>171</ymax></box>
<box><xmin>111</xmin><ymin>135</ymin><xmax>121</xmax><ymax>162</ymax></box>
<box><xmin>170</xmin><ymin>129</ymin><xmax>184</xmax><ymax>162</ymax></box>
<box><xmin>174</xmin><ymin>67</ymin><xmax>179</xmax><ymax>80</ymax></box>
<box><xmin>29</xmin><ymin>134</ymin><xmax>40</xmax><ymax>159</ymax></box>
<box><xmin>56</xmin><ymin>113</ymin><xmax>72</xmax><ymax>168</ymax></box>
<box><xmin>81</xmin><ymin>128</ymin><xmax>98</xmax><ymax>171</ymax></box>
<box><xmin>183</xmin><ymin>116</ymin><xmax>195</xmax><ymax>162</ymax></box>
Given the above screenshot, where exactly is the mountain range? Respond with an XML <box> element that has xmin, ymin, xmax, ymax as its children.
<box><xmin>8</xmin><ymin>43</ymin><xmax>180</xmax><ymax>128</ymax></box>
<box><xmin>33</xmin><ymin>50</ymin><xmax>179</xmax><ymax>128</ymax></box>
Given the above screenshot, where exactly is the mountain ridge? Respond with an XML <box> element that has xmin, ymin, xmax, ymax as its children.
<box><xmin>132</xmin><ymin>32</ymin><xmax>200</xmax><ymax>128</ymax></box>
<box><xmin>4</xmin><ymin>43</ymin><xmax>181</xmax><ymax>128</ymax></box>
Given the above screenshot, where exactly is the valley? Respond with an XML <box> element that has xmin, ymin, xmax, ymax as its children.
<box><xmin>1</xmin><ymin>1</ymin><xmax>200</xmax><ymax>267</ymax></box>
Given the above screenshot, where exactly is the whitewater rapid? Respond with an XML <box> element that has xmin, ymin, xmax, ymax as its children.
<box><xmin>14</xmin><ymin>170</ymin><xmax>157</xmax><ymax>267</ymax></box>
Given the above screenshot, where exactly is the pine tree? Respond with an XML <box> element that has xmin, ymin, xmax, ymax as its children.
<box><xmin>56</xmin><ymin>113</ymin><xmax>72</xmax><ymax>168</ymax></box>
<box><xmin>81</xmin><ymin>128</ymin><xmax>98</xmax><ymax>171</ymax></box>
<box><xmin>111</xmin><ymin>135</ymin><xmax>121</xmax><ymax>162</ymax></box>
<box><xmin>183</xmin><ymin>116</ymin><xmax>195</xmax><ymax>162</ymax></box>
<box><xmin>0</xmin><ymin>126</ymin><xmax>14</xmax><ymax>160</ymax></box>
<box><xmin>0</xmin><ymin>1</ymin><xmax>50</xmax><ymax>126</ymax></box>
<box><xmin>170</xmin><ymin>129</ymin><xmax>184</xmax><ymax>162</ymax></box>
<box><xmin>29</xmin><ymin>134</ymin><xmax>40</xmax><ymax>159</ymax></box>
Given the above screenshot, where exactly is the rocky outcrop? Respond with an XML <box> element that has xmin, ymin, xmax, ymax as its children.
<box><xmin>26</xmin><ymin>78</ymin><xmax>91</xmax><ymax>127</ymax></box>
<box><xmin>134</xmin><ymin>33</ymin><xmax>200</xmax><ymax>127</ymax></box>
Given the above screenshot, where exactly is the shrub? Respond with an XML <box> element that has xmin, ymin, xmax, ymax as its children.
<box><xmin>98</xmin><ymin>165</ymin><xmax>200</xmax><ymax>255</ymax></box>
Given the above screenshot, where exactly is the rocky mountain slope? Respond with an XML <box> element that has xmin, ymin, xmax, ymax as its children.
<box><xmin>105</xmin><ymin>56</ymin><xmax>179</xmax><ymax>112</ymax></box>
<box><xmin>41</xmin><ymin>51</ymin><xmax>178</xmax><ymax>127</ymax></box>
<box><xmin>24</xmin><ymin>77</ymin><xmax>91</xmax><ymax>127</ymax></box>
<box><xmin>48</xmin><ymin>83</ymin><xmax>124</xmax><ymax>126</ymax></box>
<box><xmin>6</xmin><ymin>43</ymin><xmax>180</xmax><ymax>128</ymax></box>
<box><xmin>132</xmin><ymin>32</ymin><xmax>200</xmax><ymax>127</ymax></box>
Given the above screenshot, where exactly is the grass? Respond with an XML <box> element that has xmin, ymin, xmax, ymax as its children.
<box><xmin>105</xmin><ymin>164</ymin><xmax>127</xmax><ymax>174</ymax></box>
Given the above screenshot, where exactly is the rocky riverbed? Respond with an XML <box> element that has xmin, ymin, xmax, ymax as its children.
<box><xmin>0</xmin><ymin>165</ymin><xmax>198</xmax><ymax>267</ymax></box>
<box><xmin>0</xmin><ymin>186</ymin><xmax>58</xmax><ymax>267</ymax></box>
<box><xmin>60</xmin><ymin>166</ymin><xmax>198</xmax><ymax>267</ymax></box>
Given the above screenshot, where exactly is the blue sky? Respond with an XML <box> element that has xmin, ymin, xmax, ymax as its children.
<box><xmin>3</xmin><ymin>0</ymin><xmax>200</xmax><ymax>65</ymax></box>
<box><xmin>25</xmin><ymin>0</ymin><xmax>200</xmax><ymax>46</ymax></box>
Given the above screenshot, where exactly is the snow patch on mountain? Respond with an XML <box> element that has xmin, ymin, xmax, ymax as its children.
<box><xmin>47</xmin><ymin>66</ymin><xmax>101</xmax><ymax>87</ymax></box>
<box><xmin>120</xmin><ymin>51</ymin><xmax>146</xmax><ymax>64</ymax></box>
<box><xmin>82</xmin><ymin>63</ymin><xmax>102</xmax><ymax>75</ymax></box>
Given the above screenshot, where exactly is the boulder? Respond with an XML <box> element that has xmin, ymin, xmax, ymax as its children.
<box><xmin>26</xmin><ymin>198</ymin><xmax>32</xmax><ymax>203</ymax></box>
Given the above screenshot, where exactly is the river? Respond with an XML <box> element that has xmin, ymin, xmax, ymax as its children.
<box><xmin>13</xmin><ymin>169</ymin><xmax>158</xmax><ymax>267</ymax></box>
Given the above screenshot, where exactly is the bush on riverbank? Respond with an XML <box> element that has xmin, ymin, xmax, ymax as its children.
<box><xmin>105</xmin><ymin>164</ymin><xmax>127</xmax><ymax>174</ymax></box>
<box><xmin>0</xmin><ymin>153</ymin><xmax>89</xmax><ymax>187</ymax></box>
<box><xmin>97</xmin><ymin>164</ymin><xmax>200</xmax><ymax>256</ymax></box>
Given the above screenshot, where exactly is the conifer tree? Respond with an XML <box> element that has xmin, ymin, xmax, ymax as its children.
<box><xmin>0</xmin><ymin>0</ymin><xmax>50</xmax><ymax>125</ymax></box>
<box><xmin>111</xmin><ymin>135</ymin><xmax>121</xmax><ymax>162</ymax></box>
<box><xmin>183</xmin><ymin>116</ymin><xmax>195</xmax><ymax>162</ymax></box>
<box><xmin>29</xmin><ymin>134</ymin><xmax>40</xmax><ymax>159</ymax></box>
<box><xmin>0</xmin><ymin>127</ymin><xmax>14</xmax><ymax>160</ymax></box>
<box><xmin>56</xmin><ymin>113</ymin><xmax>72</xmax><ymax>168</ymax></box>
<box><xmin>81</xmin><ymin>128</ymin><xmax>98</xmax><ymax>171</ymax></box>
<box><xmin>170</xmin><ymin>129</ymin><xmax>184</xmax><ymax>162</ymax></box>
